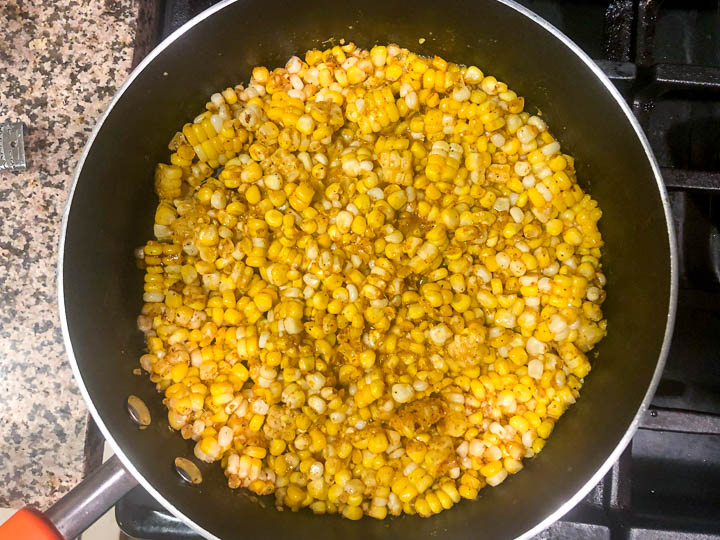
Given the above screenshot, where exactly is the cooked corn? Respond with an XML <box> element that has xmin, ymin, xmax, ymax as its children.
<box><xmin>136</xmin><ymin>42</ymin><xmax>606</xmax><ymax>520</ymax></box>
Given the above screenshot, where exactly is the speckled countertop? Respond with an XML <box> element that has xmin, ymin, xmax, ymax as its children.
<box><xmin>0</xmin><ymin>0</ymin><xmax>139</xmax><ymax>508</ymax></box>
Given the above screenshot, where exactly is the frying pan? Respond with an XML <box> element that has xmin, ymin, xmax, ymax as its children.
<box><xmin>0</xmin><ymin>0</ymin><xmax>677</xmax><ymax>538</ymax></box>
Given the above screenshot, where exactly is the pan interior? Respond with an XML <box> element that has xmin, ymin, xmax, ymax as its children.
<box><xmin>61</xmin><ymin>0</ymin><xmax>673</xmax><ymax>538</ymax></box>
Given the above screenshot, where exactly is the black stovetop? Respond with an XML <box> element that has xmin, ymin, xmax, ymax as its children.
<box><xmin>117</xmin><ymin>1</ymin><xmax>720</xmax><ymax>538</ymax></box>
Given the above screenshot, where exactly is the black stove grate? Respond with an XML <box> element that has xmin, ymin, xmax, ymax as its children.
<box><xmin>117</xmin><ymin>1</ymin><xmax>720</xmax><ymax>538</ymax></box>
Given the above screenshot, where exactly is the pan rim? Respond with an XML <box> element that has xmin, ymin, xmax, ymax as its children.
<box><xmin>57</xmin><ymin>1</ymin><xmax>678</xmax><ymax>538</ymax></box>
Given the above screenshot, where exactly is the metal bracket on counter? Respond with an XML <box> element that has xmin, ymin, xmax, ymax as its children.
<box><xmin>0</xmin><ymin>122</ymin><xmax>27</xmax><ymax>171</ymax></box>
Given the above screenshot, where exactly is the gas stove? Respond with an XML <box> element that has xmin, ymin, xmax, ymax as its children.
<box><xmin>115</xmin><ymin>1</ymin><xmax>720</xmax><ymax>538</ymax></box>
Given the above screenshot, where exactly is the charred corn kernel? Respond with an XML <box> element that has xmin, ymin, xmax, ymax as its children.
<box><xmin>137</xmin><ymin>42</ymin><xmax>606</xmax><ymax>522</ymax></box>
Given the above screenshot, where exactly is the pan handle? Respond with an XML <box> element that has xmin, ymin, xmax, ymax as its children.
<box><xmin>0</xmin><ymin>454</ymin><xmax>137</xmax><ymax>540</ymax></box>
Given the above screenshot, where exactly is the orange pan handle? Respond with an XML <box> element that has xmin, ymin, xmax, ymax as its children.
<box><xmin>0</xmin><ymin>455</ymin><xmax>137</xmax><ymax>540</ymax></box>
<box><xmin>0</xmin><ymin>508</ymin><xmax>65</xmax><ymax>540</ymax></box>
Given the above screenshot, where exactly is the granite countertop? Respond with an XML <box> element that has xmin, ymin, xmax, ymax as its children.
<box><xmin>0</xmin><ymin>0</ymin><xmax>139</xmax><ymax>508</ymax></box>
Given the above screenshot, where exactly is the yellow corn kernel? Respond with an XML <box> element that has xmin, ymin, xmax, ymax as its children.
<box><xmin>480</xmin><ymin>460</ymin><xmax>503</xmax><ymax>478</ymax></box>
<box><xmin>537</xmin><ymin>420</ymin><xmax>555</xmax><ymax>439</ymax></box>
<box><xmin>270</xmin><ymin>439</ymin><xmax>286</xmax><ymax>456</ymax></box>
<box><xmin>249</xmin><ymin>414</ymin><xmax>264</xmax><ymax>431</ymax></box>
